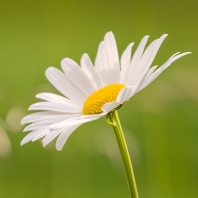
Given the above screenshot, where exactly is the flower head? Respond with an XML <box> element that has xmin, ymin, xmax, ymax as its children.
<box><xmin>21</xmin><ymin>32</ymin><xmax>190</xmax><ymax>150</ymax></box>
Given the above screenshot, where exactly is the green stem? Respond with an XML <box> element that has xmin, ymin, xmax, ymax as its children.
<box><xmin>108</xmin><ymin>110</ymin><xmax>139</xmax><ymax>198</ymax></box>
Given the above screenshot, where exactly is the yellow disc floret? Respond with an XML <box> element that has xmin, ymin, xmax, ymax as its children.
<box><xmin>82</xmin><ymin>84</ymin><xmax>125</xmax><ymax>115</ymax></box>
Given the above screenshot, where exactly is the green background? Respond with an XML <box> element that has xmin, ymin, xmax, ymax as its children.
<box><xmin>0</xmin><ymin>0</ymin><xmax>197</xmax><ymax>197</ymax></box>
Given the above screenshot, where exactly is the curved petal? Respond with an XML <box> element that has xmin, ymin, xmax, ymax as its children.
<box><xmin>56</xmin><ymin>124</ymin><xmax>81</xmax><ymax>151</ymax></box>
<box><xmin>42</xmin><ymin>128</ymin><xmax>65</xmax><ymax>147</ymax></box>
<box><xmin>23</xmin><ymin>124</ymin><xmax>46</xmax><ymax>132</ymax></box>
<box><xmin>61</xmin><ymin>58</ymin><xmax>95</xmax><ymax>95</ymax></box>
<box><xmin>36</xmin><ymin>92</ymin><xmax>79</xmax><ymax>105</ymax></box>
<box><xmin>45</xmin><ymin>67</ymin><xmax>86</xmax><ymax>104</ymax></box>
<box><xmin>28</xmin><ymin>102</ymin><xmax>82</xmax><ymax>113</ymax></box>
<box><xmin>21</xmin><ymin>111</ymin><xmax>81</xmax><ymax>125</ymax></box>
<box><xmin>116</xmin><ymin>86</ymin><xmax>134</xmax><ymax>104</ymax></box>
<box><xmin>21</xmin><ymin>111</ymin><xmax>64</xmax><ymax>125</ymax></box>
<box><xmin>139</xmin><ymin>52</ymin><xmax>191</xmax><ymax>91</ymax></box>
<box><xmin>23</xmin><ymin>114</ymin><xmax>82</xmax><ymax>132</ymax></box>
<box><xmin>21</xmin><ymin>128</ymin><xmax>49</xmax><ymax>145</ymax></box>
<box><xmin>80</xmin><ymin>53</ymin><xmax>102</xmax><ymax>90</ymax></box>
<box><xmin>31</xmin><ymin>129</ymin><xmax>50</xmax><ymax>142</ymax></box>
<box><xmin>144</xmin><ymin>65</ymin><xmax>158</xmax><ymax>81</ymax></box>
<box><xmin>50</xmin><ymin>113</ymin><xmax>106</xmax><ymax>130</ymax></box>
<box><xmin>21</xmin><ymin>131</ymin><xmax>37</xmax><ymax>145</ymax></box>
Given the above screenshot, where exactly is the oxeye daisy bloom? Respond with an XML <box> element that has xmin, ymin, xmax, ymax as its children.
<box><xmin>21</xmin><ymin>32</ymin><xmax>190</xmax><ymax>151</ymax></box>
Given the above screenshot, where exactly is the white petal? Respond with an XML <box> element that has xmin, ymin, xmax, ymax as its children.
<box><xmin>132</xmin><ymin>65</ymin><xmax>158</xmax><ymax>93</ymax></box>
<box><xmin>130</xmin><ymin>34</ymin><xmax>168</xmax><ymax>86</ymax></box>
<box><xmin>42</xmin><ymin>128</ymin><xmax>65</xmax><ymax>147</ymax></box>
<box><xmin>133</xmin><ymin>68</ymin><xmax>153</xmax><ymax>93</ymax></box>
<box><xmin>101</xmin><ymin>102</ymin><xmax>119</xmax><ymax>113</ymax></box>
<box><xmin>31</xmin><ymin>129</ymin><xmax>50</xmax><ymax>142</ymax></box>
<box><xmin>23</xmin><ymin>123</ymin><xmax>47</xmax><ymax>132</ymax></box>
<box><xmin>23</xmin><ymin>113</ymin><xmax>81</xmax><ymax>132</ymax></box>
<box><xmin>95</xmin><ymin>32</ymin><xmax>121</xmax><ymax>86</ymax></box>
<box><xmin>36</xmin><ymin>92</ymin><xmax>79</xmax><ymax>105</ymax></box>
<box><xmin>21</xmin><ymin>111</ymin><xmax>62</xmax><ymax>125</ymax></box>
<box><xmin>95</xmin><ymin>41</ymin><xmax>110</xmax><ymax>86</ymax></box>
<box><xmin>45</xmin><ymin>67</ymin><xmax>86</xmax><ymax>104</ymax></box>
<box><xmin>103</xmin><ymin>32</ymin><xmax>120</xmax><ymax>83</ymax></box>
<box><xmin>21</xmin><ymin>111</ymin><xmax>80</xmax><ymax>125</ymax></box>
<box><xmin>21</xmin><ymin>128</ymin><xmax>49</xmax><ymax>145</ymax></box>
<box><xmin>61</xmin><ymin>58</ymin><xmax>95</xmax><ymax>95</ymax></box>
<box><xmin>50</xmin><ymin>113</ymin><xmax>106</xmax><ymax>130</ymax></box>
<box><xmin>144</xmin><ymin>65</ymin><xmax>158</xmax><ymax>81</ymax></box>
<box><xmin>21</xmin><ymin>131</ymin><xmax>37</xmax><ymax>145</ymax></box>
<box><xmin>116</xmin><ymin>86</ymin><xmax>134</xmax><ymax>104</ymax></box>
<box><xmin>120</xmin><ymin>43</ymin><xmax>134</xmax><ymax>84</ymax></box>
<box><xmin>124</xmin><ymin>36</ymin><xmax>149</xmax><ymax>85</ymax></box>
<box><xmin>139</xmin><ymin>52</ymin><xmax>191</xmax><ymax>91</ymax></box>
<box><xmin>80</xmin><ymin>53</ymin><xmax>102</xmax><ymax>90</ymax></box>
<box><xmin>23</xmin><ymin>113</ymin><xmax>81</xmax><ymax>133</ymax></box>
<box><xmin>29</xmin><ymin>102</ymin><xmax>82</xmax><ymax>113</ymax></box>
<box><xmin>56</xmin><ymin>124</ymin><xmax>81</xmax><ymax>151</ymax></box>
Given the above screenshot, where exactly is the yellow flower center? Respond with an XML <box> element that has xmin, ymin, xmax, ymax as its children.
<box><xmin>82</xmin><ymin>84</ymin><xmax>125</xmax><ymax>115</ymax></box>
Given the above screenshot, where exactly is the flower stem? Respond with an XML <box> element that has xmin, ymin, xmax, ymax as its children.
<box><xmin>107</xmin><ymin>110</ymin><xmax>139</xmax><ymax>198</ymax></box>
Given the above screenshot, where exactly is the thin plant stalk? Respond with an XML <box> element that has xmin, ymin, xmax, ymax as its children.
<box><xmin>107</xmin><ymin>110</ymin><xmax>139</xmax><ymax>198</ymax></box>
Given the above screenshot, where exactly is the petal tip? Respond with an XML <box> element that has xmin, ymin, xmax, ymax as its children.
<box><xmin>144</xmin><ymin>35</ymin><xmax>150</xmax><ymax>39</ymax></box>
<box><xmin>56</xmin><ymin>145</ymin><xmax>63</xmax><ymax>151</ymax></box>
<box><xmin>21</xmin><ymin>117</ymin><xmax>25</xmax><ymax>125</ymax></box>
<box><xmin>104</xmin><ymin>31</ymin><xmax>115</xmax><ymax>39</ymax></box>
<box><xmin>20</xmin><ymin>139</ymin><xmax>27</xmax><ymax>146</ymax></box>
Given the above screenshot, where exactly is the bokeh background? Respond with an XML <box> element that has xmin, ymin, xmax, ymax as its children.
<box><xmin>0</xmin><ymin>0</ymin><xmax>197</xmax><ymax>197</ymax></box>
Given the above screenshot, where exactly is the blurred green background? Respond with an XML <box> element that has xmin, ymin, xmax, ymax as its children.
<box><xmin>0</xmin><ymin>0</ymin><xmax>197</xmax><ymax>197</ymax></box>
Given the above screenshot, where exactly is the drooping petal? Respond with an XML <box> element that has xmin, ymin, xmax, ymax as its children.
<box><xmin>56</xmin><ymin>124</ymin><xmax>81</xmax><ymax>151</ymax></box>
<box><xmin>45</xmin><ymin>67</ymin><xmax>86</xmax><ymax>104</ymax></box>
<box><xmin>31</xmin><ymin>129</ymin><xmax>50</xmax><ymax>142</ymax></box>
<box><xmin>21</xmin><ymin>131</ymin><xmax>38</xmax><ymax>145</ymax></box>
<box><xmin>49</xmin><ymin>113</ymin><xmax>106</xmax><ymax>130</ymax></box>
<box><xmin>80</xmin><ymin>53</ymin><xmax>102</xmax><ymax>90</ymax></box>
<box><xmin>24</xmin><ymin>114</ymin><xmax>81</xmax><ymax>131</ymax></box>
<box><xmin>61</xmin><ymin>58</ymin><xmax>95</xmax><ymax>95</ymax></box>
<box><xmin>21</xmin><ymin>128</ymin><xmax>49</xmax><ymax>145</ymax></box>
<box><xmin>23</xmin><ymin>113</ymin><xmax>82</xmax><ymax>133</ymax></box>
<box><xmin>23</xmin><ymin>123</ymin><xmax>46</xmax><ymax>132</ymax></box>
<box><xmin>42</xmin><ymin>128</ymin><xmax>65</xmax><ymax>147</ymax></box>
<box><xmin>21</xmin><ymin>111</ymin><xmax>80</xmax><ymax>125</ymax></box>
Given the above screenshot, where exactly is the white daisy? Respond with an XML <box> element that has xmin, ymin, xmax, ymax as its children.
<box><xmin>21</xmin><ymin>32</ymin><xmax>190</xmax><ymax>150</ymax></box>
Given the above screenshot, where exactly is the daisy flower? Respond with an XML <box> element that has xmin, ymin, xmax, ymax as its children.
<box><xmin>21</xmin><ymin>32</ymin><xmax>190</xmax><ymax>151</ymax></box>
